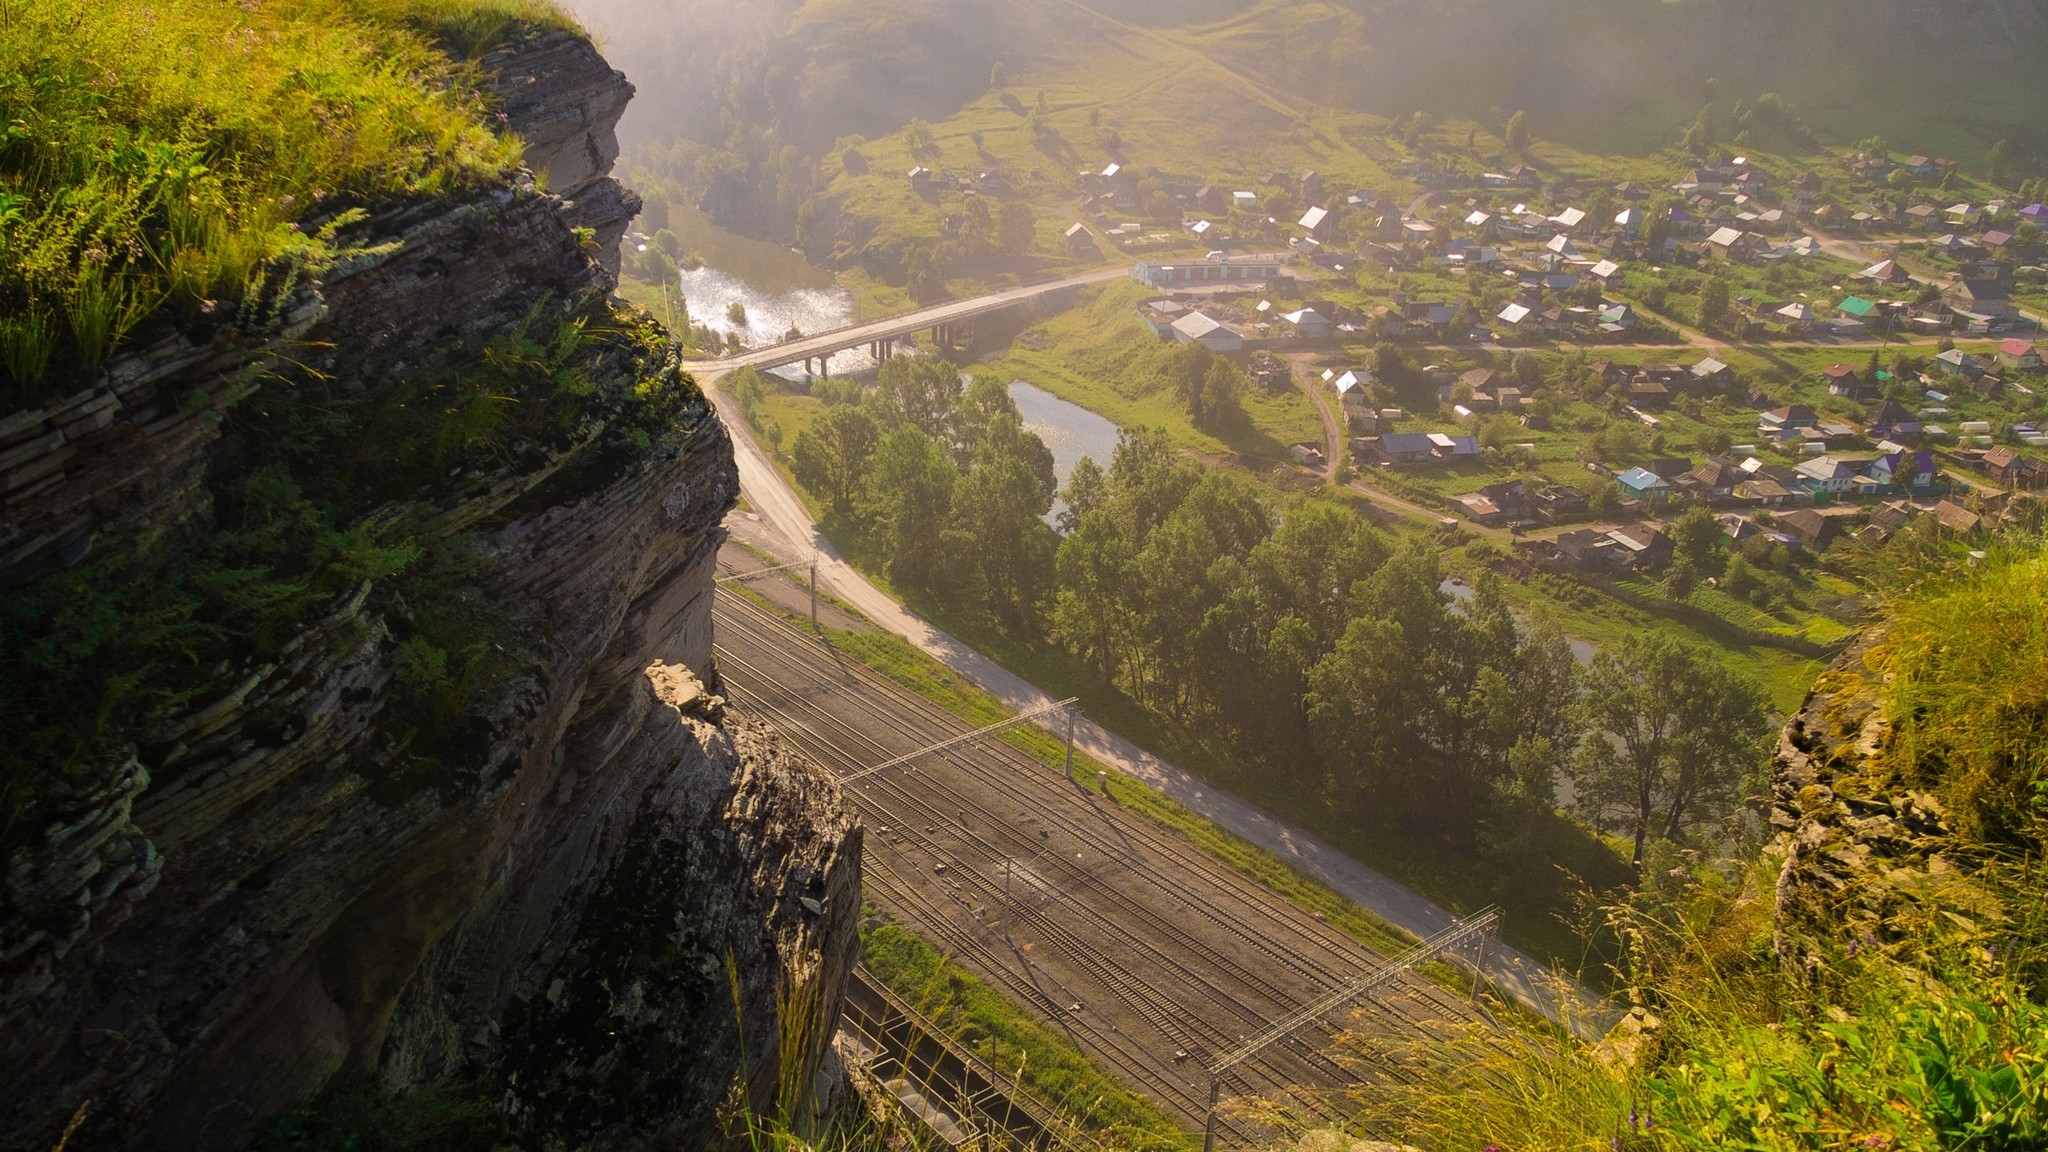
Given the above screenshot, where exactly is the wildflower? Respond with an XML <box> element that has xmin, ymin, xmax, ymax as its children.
<box><xmin>496</xmin><ymin>111</ymin><xmax>510</xmax><ymax>123</ymax></box>
<box><xmin>1611</xmin><ymin>1138</ymin><xmax>1622</xmax><ymax>1152</ymax></box>
<box><xmin>279</xmin><ymin>194</ymin><xmax>295</xmax><ymax>207</ymax></box>
<box><xmin>198</xmin><ymin>299</ymin><xmax>217</xmax><ymax>315</ymax></box>
<box><xmin>1630</xmin><ymin>1106</ymin><xmax>1640</xmax><ymax>1130</ymax></box>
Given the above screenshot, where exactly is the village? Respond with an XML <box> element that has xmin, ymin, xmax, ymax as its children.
<box><xmin>997</xmin><ymin>148</ymin><xmax>2048</xmax><ymax>575</ymax></box>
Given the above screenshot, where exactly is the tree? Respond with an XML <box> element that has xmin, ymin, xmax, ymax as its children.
<box><xmin>1987</xmin><ymin>139</ymin><xmax>2013</xmax><ymax>186</ymax></box>
<box><xmin>1056</xmin><ymin>456</ymin><xmax>1105</xmax><ymax>535</ymax></box>
<box><xmin>872</xmin><ymin>356</ymin><xmax>963</xmax><ymax>443</ymax></box>
<box><xmin>904</xmin><ymin>241</ymin><xmax>944</xmax><ymax>302</ymax></box>
<box><xmin>901</xmin><ymin>119</ymin><xmax>937</xmax><ymax>160</ymax></box>
<box><xmin>790</xmin><ymin>406</ymin><xmax>880</xmax><ymax>516</ymax></box>
<box><xmin>861</xmin><ymin>426</ymin><xmax>958</xmax><ymax>592</ymax></box>
<box><xmin>1669</xmin><ymin>504</ymin><xmax>1721</xmax><ymax>576</ymax></box>
<box><xmin>961</xmin><ymin>196</ymin><xmax>995</xmax><ymax>255</ymax></box>
<box><xmin>1572</xmin><ymin>636</ymin><xmax>1768</xmax><ymax>869</ymax></box>
<box><xmin>1504</xmin><ymin>110</ymin><xmax>1530</xmax><ymax>154</ymax></box>
<box><xmin>998</xmin><ymin>201</ymin><xmax>1036</xmax><ymax>255</ymax></box>
<box><xmin>1053</xmin><ymin>511</ymin><xmax>1135</xmax><ymax>681</ymax></box>
<box><xmin>989</xmin><ymin>61</ymin><xmax>1007</xmax><ymax>90</ymax></box>
<box><xmin>1697</xmin><ymin>275</ymin><xmax>1730</xmax><ymax>328</ymax></box>
<box><xmin>640</xmin><ymin>188</ymin><xmax>670</xmax><ymax>232</ymax></box>
<box><xmin>953</xmin><ymin>418</ymin><xmax>1057</xmax><ymax>626</ymax></box>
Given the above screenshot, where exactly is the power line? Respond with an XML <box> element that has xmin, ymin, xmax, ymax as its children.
<box><xmin>841</xmin><ymin>697</ymin><xmax>1079</xmax><ymax>784</ymax></box>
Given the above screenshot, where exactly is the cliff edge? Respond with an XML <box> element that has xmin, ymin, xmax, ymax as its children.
<box><xmin>0</xmin><ymin>26</ymin><xmax>858</xmax><ymax>1152</ymax></box>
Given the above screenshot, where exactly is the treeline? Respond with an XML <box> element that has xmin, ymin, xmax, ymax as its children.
<box><xmin>769</xmin><ymin>362</ymin><xmax>1769</xmax><ymax>861</ymax></box>
<box><xmin>771</xmin><ymin>359</ymin><xmax>1059</xmax><ymax>628</ymax></box>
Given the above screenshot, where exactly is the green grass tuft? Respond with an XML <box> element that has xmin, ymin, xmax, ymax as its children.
<box><xmin>0</xmin><ymin>0</ymin><xmax>572</xmax><ymax>401</ymax></box>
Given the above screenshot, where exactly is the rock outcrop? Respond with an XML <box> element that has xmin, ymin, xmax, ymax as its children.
<box><xmin>1768</xmin><ymin>637</ymin><xmax>2000</xmax><ymax>978</ymax></box>
<box><xmin>0</xmin><ymin>26</ymin><xmax>856</xmax><ymax>1152</ymax></box>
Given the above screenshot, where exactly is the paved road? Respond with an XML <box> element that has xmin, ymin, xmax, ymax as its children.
<box><xmin>684</xmin><ymin>266</ymin><xmax>1131</xmax><ymax>376</ymax></box>
<box><xmin>705</xmin><ymin>379</ymin><xmax>1607</xmax><ymax>1033</ymax></box>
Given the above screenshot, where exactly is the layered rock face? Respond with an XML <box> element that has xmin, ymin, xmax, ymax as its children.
<box><xmin>0</xmin><ymin>28</ymin><xmax>857</xmax><ymax>1152</ymax></box>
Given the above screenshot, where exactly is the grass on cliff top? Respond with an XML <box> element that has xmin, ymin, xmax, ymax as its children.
<box><xmin>1878</xmin><ymin>537</ymin><xmax>2048</xmax><ymax>847</ymax></box>
<box><xmin>0</xmin><ymin>0</ymin><xmax>571</xmax><ymax>403</ymax></box>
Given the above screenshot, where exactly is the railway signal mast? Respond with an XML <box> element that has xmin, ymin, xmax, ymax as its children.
<box><xmin>1199</xmin><ymin>908</ymin><xmax>1501</xmax><ymax>1152</ymax></box>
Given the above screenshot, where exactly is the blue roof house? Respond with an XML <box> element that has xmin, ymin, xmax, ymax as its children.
<box><xmin>1616</xmin><ymin>466</ymin><xmax>1673</xmax><ymax>504</ymax></box>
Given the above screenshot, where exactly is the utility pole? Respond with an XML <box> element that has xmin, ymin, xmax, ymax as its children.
<box><xmin>1201</xmin><ymin>1077</ymin><xmax>1221</xmax><ymax>1152</ymax></box>
<box><xmin>809</xmin><ymin>552</ymin><xmax>820</xmax><ymax>633</ymax></box>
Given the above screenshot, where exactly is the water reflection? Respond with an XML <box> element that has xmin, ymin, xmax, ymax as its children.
<box><xmin>1008</xmin><ymin>380</ymin><xmax>1122</xmax><ymax>529</ymax></box>
<box><xmin>676</xmin><ymin>264</ymin><xmax>870</xmax><ymax>379</ymax></box>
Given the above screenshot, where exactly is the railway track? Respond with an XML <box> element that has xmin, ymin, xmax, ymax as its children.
<box><xmin>710</xmin><ymin>589</ymin><xmax>1494</xmax><ymax>1140</ymax></box>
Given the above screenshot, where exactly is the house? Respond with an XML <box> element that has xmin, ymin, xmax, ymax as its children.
<box><xmin>1288</xmin><ymin>442</ymin><xmax>1327</xmax><ymax>468</ymax></box>
<box><xmin>1616</xmin><ymin>466</ymin><xmax>1673</xmax><ymax>504</ymax></box>
<box><xmin>1860</xmin><ymin>259</ymin><xmax>1910</xmax><ymax>284</ymax></box>
<box><xmin>1498</xmin><ymin>302</ymin><xmax>1534</xmax><ymax>327</ymax></box>
<box><xmin>1456</xmin><ymin>481</ymin><xmax>1532</xmax><ymax>526</ymax></box>
<box><xmin>1930</xmin><ymin>500</ymin><xmax>1983</xmax><ymax>534</ymax></box>
<box><xmin>1426</xmin><ymin>433</ymin><xmax>1480</xmax><ymax>462</ymax></box>
<box><xmin>1598</xmin><ymin>304</ymin><xmax>1637</xmax><ymax>332</ymax></box>
<box><xmin>1999</xmin><ymin>340</ymin><xmax>2043</xmax><ymax>371</ymax></box>
<box><xmin>1064</xmin><ymin>222</ymin><xmax>1096</xmax><ymax>253</ymax></box>
<box><xmin>1590</xmin><ymin>258</ymin><xmax>1623</xmax><ymax>284</ymax></box>
<box><xmin>1705</xmin><ymin>226</ymin><xmax>1762</xmax><ymax>259</ymax></box>
<box><xmin>1628</xmin><ymin>380</ymin><xmax>1672</xmax><ymax>408</ymax></box>
<box><xmin>1298</xmin><ymin>205</ymin><xmax>1332</xmax><ymax>238</ymax></box>
<box><xmin>1793</xmin><ymin>454</ymin><xmax>1866</xmax><ymax>494</ymax></box>
<box><xmin>1168</xmin><ymin>310</ymin><xmax>1243</xmax><ymax>352</ymax></box>
<box><xmin>1690</xmin><ymin>357</ymin><xmax>1731</xmax><ymax>385</ymax></box>
<box><xmin>1823</xmin><ymin>364</ymin><xmax>1875</xmax><ymax>400</ymax></box>
<box><xmin>1555</xmin><ymin>528</ymin><xmax>1627</xmax><ymax>570</ymax></box>
<box><xmin>1871</xmin><ymin>450</ymin><xmax>1938</xmax><ymax>490</ymax></box>
<box><xmin>1325</xmin><ymin>369</ymin><xmax>1372</xmax><ymax>424</ymax></box>
<box><xmin>1607</xmin><ymin>523</ymin><xmax>1673</xmax><ymax>569</ymax></box>
<box><xmin>1368</xmin><ymin>433</ymin><xmax>1440</xmax><ymax>467</ymax></box>
<box><xmin>1775</xmin><ymin>302</ymin><xmax>1814</xmax><ymax>329</ymax></box>
<box><xmin>1535</xmin><ymin>485</ymin><xmax>1590</xmax><ymax>517</ymax></box>
<box><xmin>1759</xmin><ymin>404</ymin><xmax>1818</xmax><ymax>436</ymax></box>
<box><xmin>1947</xmin><ymin>278</ymin><xmax>2015</xmax><ymax>318</ymax></box>
<box><xmin>1977</xmin><ymin>445</ymin><xmax>2048</xmax><ymax>489</ymax></box>
<box><xmin>1867</xmin><ymin>399</ymin><xmax>1921</xmax><ymax>443</ymax></box>
<box><xmin>1280</xmin><ymin>306</ymin><xmax>1332</xmax><ymax>340</ymax></box>
<box><xmin>1837</xmin><ymin>296</ymin><xmax>1881</xmax><ymax>324</ymax></box>
<box><xmin>1777</xmin><ymin>508</ymin><xmax>1843</xmax><ymax>551</ymax></box>
<box><xmin>1677</xmin><ymin>458</ymin><xmax>1741</xmax><ymax>500</ymax></box>
<box><xmin>1936</xmin><ymin>347</ymin><xmax>1972</xmax><ymax>377</ymax></box>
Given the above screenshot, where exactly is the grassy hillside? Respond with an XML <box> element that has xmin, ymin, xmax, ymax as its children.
<box><xmin>0</xmin><ymin>0</ymin><xmax>568</xmax><ymax>401</ymax></box>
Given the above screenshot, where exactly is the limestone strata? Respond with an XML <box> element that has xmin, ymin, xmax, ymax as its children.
<box><xmin>0</xmin><ymin>26</ymin><xmax>855</xmax><ymax>1152</ymax></box>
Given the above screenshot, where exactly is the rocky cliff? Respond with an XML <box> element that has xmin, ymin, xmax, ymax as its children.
<box><xmin>0</xmin><ymin>26</ymin><xmax>858</xmax><ymax>1152</ymax></box>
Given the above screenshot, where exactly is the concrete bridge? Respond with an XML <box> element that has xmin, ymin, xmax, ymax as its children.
<box><xmin>683</xmin><ymin>266</ymin><xmax>1129</xmax><ymax>381</ymax></box>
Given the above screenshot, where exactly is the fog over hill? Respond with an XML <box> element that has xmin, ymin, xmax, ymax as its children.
<box><xmin>571</xmin><ymin>0</ymin><xmax>2048</xmax><ymax>168</ymax></box>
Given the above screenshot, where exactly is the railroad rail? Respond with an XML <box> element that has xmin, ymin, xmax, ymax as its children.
<box><xmin>711</xmin><ymin>588</ymin><xmax>1497</xmax><ymax>1144</ymax></box>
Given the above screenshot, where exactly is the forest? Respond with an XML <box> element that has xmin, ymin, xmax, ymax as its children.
<box><xmin>753</xmin><ymin>358</ymin><xmax>1771</xmax><ymax>875</ymax></box>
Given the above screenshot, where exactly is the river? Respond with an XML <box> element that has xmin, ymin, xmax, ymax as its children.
<box><xmin>1009</xmin><ymin>380</ymin><xmax>1122</xmax><ymax>528</ymax></box>
<box><xmin>657</xmin><ymin>207</ymin><xmax>876</xmax><ymax>379</ymax></box>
